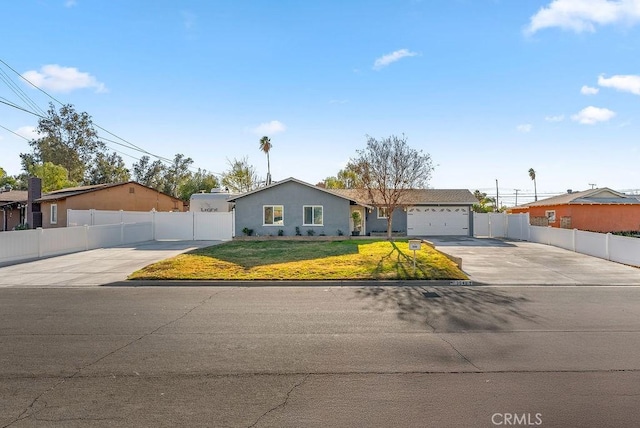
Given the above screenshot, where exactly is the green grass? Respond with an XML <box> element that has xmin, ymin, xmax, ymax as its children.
<box><xmin>128</xmin><ymin>239</ymin><xmax>468</xmax><ymax>281</ymax></box>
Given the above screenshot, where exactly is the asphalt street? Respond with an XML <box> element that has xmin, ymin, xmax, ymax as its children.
<box><xmin>1</xmin><ymin>238</ymin><xmax>640</xmax><ymax>427</ymax></box>
<box><xmin>1</xmin><ymin>285</ymin><xmax>640</xmax><ymax>427</ymax></box>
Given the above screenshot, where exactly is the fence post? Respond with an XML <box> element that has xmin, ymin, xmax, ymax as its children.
<box><xmin>121</xmin><ymin>222</ymin><xmax>125</xmax><ymax>244</ymax></box>
<box><xmin>37</xmin><ymin>227</ymin><xmax>43</xmax><ymax>258</ymax></box>
<box><xmin>90</xmin><ymin>209</ymin><xmax>95</xmax><ymax>226</ymax></box>
<box><xmin>572</xmin><ymin>229</ymin><xmax>577</xmax><ymax>252</ymax></box>
<box><xmin>606</xmin><ymin>233</ymin><xmax>611</xmax><ymax>260</ymax></box>
<box><xmin>151</xmin><ymin>209</ymin><xmax>156</xmax><ymax>241</ymax></box>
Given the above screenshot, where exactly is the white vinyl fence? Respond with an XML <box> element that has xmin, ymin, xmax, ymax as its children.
<box><xmin>0</xmin><ymin>222</ymin><xmax>153</xmax><ymax>265</ymax></box>
<box><xmin>68</xmin><ymin>209</ymin><xmax>234</xmax><ymax>241</ymax></box>
<box><xmin>474</xmin><ymin>212</ymin><xmax>640</xmax><ymax>267</ymax></box>
<box><xmin>474</xmin><ymin>212</ymin><xmax>530</xmax><ymax>240</ymax></box>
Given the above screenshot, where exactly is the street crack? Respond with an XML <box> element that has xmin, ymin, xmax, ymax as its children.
<box><xmin>439</xmin><ymin>336</ymin><xmax>482</xmax><ymax>371</ymax></box>
<box><xmin>247</xmin><ymin>373</ymin><xmax>310</xmax><ymax>428</ymax></box>
<box><xmin>2</xmin><ymin>292</ymin><xmax>220</xmax><ymax>427</ymax></box>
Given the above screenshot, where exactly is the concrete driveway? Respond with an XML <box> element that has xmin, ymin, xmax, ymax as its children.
<box><xmin>432</xmin><ymin>237</ymin><xmax>640</xmax><ymax>285</ymax></box>
<box><xmin>0</xmin><ymin>240</ymin><xmax>220</xmax><ymax>288</ymax></box>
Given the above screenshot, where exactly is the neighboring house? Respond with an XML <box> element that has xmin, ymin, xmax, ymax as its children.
<box><xmin>228</xmin><ymin>177</ymin><xmax>477</xmax><ymax>237</ymax></box>
<box><xmin>509</xmin><ymin>187</ymin><xmax>640</xmax><ymax>232</ymax></box>
<box><xmin>36</xmin><ymin>182</ymin><xmax>185</xmax><ymax>228</ymax></box>
<box><xmin>0</xmin><ymin>190</ymin><xmax>28</xmax><ymax>231</ymax></box>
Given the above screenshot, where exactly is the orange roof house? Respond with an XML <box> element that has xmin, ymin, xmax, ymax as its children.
<box><xmin>35</xmin><ymin>182</ymin><xmax>185</xmax><ymax>228</ymax></box>
<box><xmin>509</xmin><ymin>188</ymin><xmax>640</xmax><ymax>233</ymax></box>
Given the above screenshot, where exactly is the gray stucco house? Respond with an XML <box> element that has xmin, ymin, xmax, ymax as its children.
<box><xmin>228</xmin><ymin>178</ymin><xmax>477</xmax><ymax>237</ymax></box>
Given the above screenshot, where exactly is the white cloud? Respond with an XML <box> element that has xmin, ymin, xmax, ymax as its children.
<box><xmin>22</xmin><ymin>64</ymin><xmax>107</xmax><ymax>94</ymax></box>
<box><xmin>65</xmin><ymin>0</ymin><xmax>77</xmax><ymax>7</ymax></box>
<box><xmin>373</xmin><ymin>49</ymin><xmax>418</xmax><ymax>70</ymax></box>
<box><xmin>516</xmin><ymin>124</ymin><xmax>533</xmax><ymax>133</ymax></box>
<box><xmin>598</xmin><ymin>74</ymin><xmax>640</xmax><ymax>95</ymax></box>
<box><xmin>16</xmin><ymin>126</ymin><xmax>39</xmax><ymax>140</ymax></box>
<box><xmin>525</xmin><ymin>0</ymin><xmax>640</xmax><ymax>34</ymax></box>
<box><xmin>252</xmin><ymin>120</ymin><xmax>286</xmax><ymax>135</ymax></box>
<box><xmin>581</xmin><ymin>85</ymin><xmax>599</xmax><ymax>95</ymax></box>
<box><xmin>545</xmin><ymin>114</ymin><xmax>565</xmax><ymax>122</ymax></box>
<box><xmin>571</xmin><ymin>106</ymin><xmax>616</xmax><ymax>124</ymax></box>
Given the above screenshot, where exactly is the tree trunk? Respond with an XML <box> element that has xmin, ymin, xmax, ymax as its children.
<box><xmin>266</xmin><ymin>152</ymin><xmax>271</xmax><ymax>185</ymax></box>
<box><xmin>387</xmin><ymin>212</ymin><xmax>393</xmax><ymax>240</ymax></box>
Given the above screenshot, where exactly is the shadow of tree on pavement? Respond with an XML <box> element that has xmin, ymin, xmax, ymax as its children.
<box><xmin>352</xmin><ymin>286</ymin><xmax>539</xmax><ymax>332</ymax></box>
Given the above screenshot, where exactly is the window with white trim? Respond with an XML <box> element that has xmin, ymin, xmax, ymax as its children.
<box><xmin>263</xmin><ymin>205</ymin><xmax>284</xmax><ymax>225</ymax></box>
<box><xmin>545</xmin><ymin>210</ymin><xmax>556</xmax><ymax>222</ymax></box>
<box><xmin>50</xmin><ymin>204</ymin><xmax>58</xmax><ymax>225</ymax></box>
<box><xmin>303</xmin><ymin>205</ymin><xmax>323</xmax><ymax>226</ymax></box>
<box><xmin>377</xmin><ymin>207</ymin><xmax>389</xmax><ymax>219</ymax></box>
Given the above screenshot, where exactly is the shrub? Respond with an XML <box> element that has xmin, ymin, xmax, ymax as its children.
<box><xmin>306</xmin><ymin>229</ymin><xmax>316</xmax><ymax>236</ymax></box>
<box><xmin>242</xmin><ymin>227</ymin><xmax>254</xmax><ymax>236</ymax></box>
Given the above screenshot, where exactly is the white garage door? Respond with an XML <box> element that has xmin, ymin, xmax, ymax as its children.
<box><xmin>406</xmin><ymin>206</ymin><xmax>470</xmax><ymax>236</ymax></box>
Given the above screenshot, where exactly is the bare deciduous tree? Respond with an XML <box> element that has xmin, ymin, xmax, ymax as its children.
<box><xmin>351</xmin><ymin>134</ymin><xmax>434</xmax><ymax>239</ymax></box>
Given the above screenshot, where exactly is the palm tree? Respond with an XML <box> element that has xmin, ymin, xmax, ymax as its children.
<box><xmin>259</xmin><ymin>136</ymin><xmax>272</xmax><ymax>185</ymax></box>
<box><xmin>528</xmin><ymin>168</ymin><xmax>537</xmax><ymax>201</ymax></box>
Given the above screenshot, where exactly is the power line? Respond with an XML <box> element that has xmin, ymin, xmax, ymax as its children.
<box><xmin>0</xmin><ymin>122</ymin><xmax>30</xmax><ymax>140</ymax></box>
<box><xmin>0</xmin><ymin>58</ymin><xmax>210</xmax><ymax>173</ymax></box>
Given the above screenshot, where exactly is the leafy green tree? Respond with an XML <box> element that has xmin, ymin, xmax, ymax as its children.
<box><xmin>350</xmin><ymin>134</ymin><xmax>434</xmax><ymax>239</ymax></box>
<box><xmin>323</xmin><ymin>163</ymin><xmax>363</xmax><ymax>189</ymax></box>
<box><xmin>88</xmin><ymin>152</ymin><xmax>131</xmax><ymax>184</ymax></box>
<box><xmin>259</xmin><ymin>136</ymin><xmax>273</xmax><ymax>185</ymax></box>
<box><xmin>20</xmin><ymin>103</ymin><xmax>106</xmax><ymax>183</ymax></box>
<box><xmin>163</xmin><ymin>153</ymin><xmax>194</xmax><ymax>198</ymax></box>
<box><xmin>221</xmin><ymin>157</ymin><xmax>260</xmax><ymax>193</ymax></box>
<box><xmin>28</xmin><ymin>162</ymin><xmax>76</xmax><ymax>192</ymax></box>
<box><xmin>472</xmin><ymin>190</ymin><xmax>495</xmax><ymax>213</ymax></box>
<box><xmin>132</xmin><ymin>155</ymin><xmax>167</xmax><ymax>190</ymax></box>
<box><xmin>177</xmin><ymin>169</ymin><xmax>221</xmax><ymax>201</ymax></box>
<box><xmin>0</xmin><ymin>169</ymin><xmax>27</xmax><ymax>190</ymax></box>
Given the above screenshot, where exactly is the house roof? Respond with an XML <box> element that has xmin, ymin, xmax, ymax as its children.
<box><xmin>35</xmin><ymin>182</ymin><xmax>181</xmax><ymax>203</ymax></box>
<box><xmin>329</xmin><ymin>188</ymin><xmax>477</xmax><ymax>206</ymax></box>
<box><xmin>517</xmin><ymin>187</ymin><xmax>640</xmax><ymax>208</ymax></box>
<box><xmin>0</xmin><ymin>190</ymin><xmax>28</xmax><ymax>207</ymax></box>
<box><xmin>227</xmin><ymin>177</ymin><xmax>476</xmax><ymax>206</ymax></box>
<box><xmin>226</xmin><ymin>177</ymin><xmax>373</xmax><ymax>206</ymax></box>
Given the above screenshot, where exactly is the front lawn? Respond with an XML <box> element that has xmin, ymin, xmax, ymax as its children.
<box><xmin>128</xmin><ymin>239</ymin><xmax>468</xmax><ymax>281</ymax></box>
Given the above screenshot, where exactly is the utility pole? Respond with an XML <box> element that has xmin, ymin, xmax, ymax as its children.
<box><xmin>514</xmin><ymin>189</ymin><xmax>520</xmax><ymax>206</ymax></box>
<box><xmin>589</xmin><ymin>183</ymin><xmax>596</xmax><ymax>189</ymax></box>
<box><xmin>495</xmin><ymin>179</ymin><xmax>499</xmax><ymax>212</ymax></box>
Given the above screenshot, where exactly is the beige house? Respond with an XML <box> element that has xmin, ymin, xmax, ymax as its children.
<box><xmin>36</xmin><ymin>182</ymin><xmax>185</xmax><ymax>228</ymax></box>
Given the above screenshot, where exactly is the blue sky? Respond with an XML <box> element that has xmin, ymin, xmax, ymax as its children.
<box><xmin>1</xmin><ymin>0</ymin><xmax>640</xmax><ymax>205</ymax></box>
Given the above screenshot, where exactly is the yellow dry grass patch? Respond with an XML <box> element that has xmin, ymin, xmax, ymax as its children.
<box><xmin>129</xmin><ymin>240</ymin><xmax>467</xmax><ymax>281</ymax></box>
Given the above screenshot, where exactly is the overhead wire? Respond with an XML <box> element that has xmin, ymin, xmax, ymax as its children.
<box><xmin>0</xmin><ymin>58</ymin><xmax>220</xmax><ymax>175</ymax></box>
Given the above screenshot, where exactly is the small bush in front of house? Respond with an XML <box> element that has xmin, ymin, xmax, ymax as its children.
<box><xmin>295</xmin><ymin>227</ymin><xmax>302</xmax><ymax>236</ymax></box>
<box><xmin>337</xmin><ymin>229</ymin><xmax>344</xmax><ymax>236</ymax></box>
<box><xmin>278</xmin><ymin>229</ymin><xmax>284</xmax><ymax>236</ymax></box>
<box><xmin>242</xmin><ymin>227</ymin><xmax>254</xmax><ymax>236</ymax></box>
<box><xmin>307</xmin><ymin>229</ymin><xmax>316</xmax><ymax>236</ymax></box>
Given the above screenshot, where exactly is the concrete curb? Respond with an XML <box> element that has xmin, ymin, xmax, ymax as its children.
<box><xmin>105</xmin><ymin>279</ymin><xmax>475</xmax><ymax>287</ymax></box>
